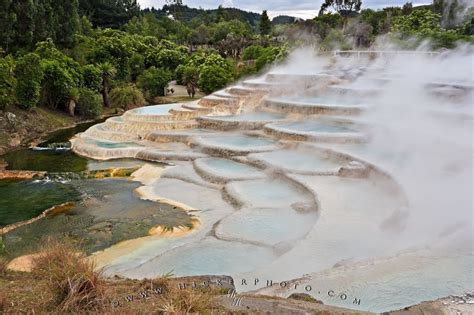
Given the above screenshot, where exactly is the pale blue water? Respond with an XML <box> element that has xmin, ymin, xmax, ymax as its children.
<box><xmin>274</xmin><ymin>121</ymin><xmax>356</xmax><ymax>133</ymax></box>
<box><xmin>199</xmin><ymin>135</ymin><xmax>276</xmax><ymax>149</ymax></box>
<box><xmin>249</xmin><ymin>150</ymin><xmax>342</xmax><ymax>173</ymax></box>
<box><xmin>226</xmin><ymin>178</ymin><xmax>310</xmax><ymax>208</ymax></box>
<box><xmin>130</xmin><ymin>104</ymin><xmax>176</xmax><ymax>115</ymax></box>
<box><xmin>138</xmin><ymin>238</ymin><xmax>276</xmax><ymax>276</ymax></box>
<box><xmin>218</xmin><ymin>208</ymin><xmax>317</xmax><ymax>246</ymax></box>
<box><xmin>84</xmin><ymin>138</ymin><xmax>142</xmax><ymax>149</ymax></box>
<box><xmin>208</xmin><ymin>112</ymin><xmax>285</xmax><ymax>122</ymax></box>
<box><xmin>283</xmin><ymin>96</ymin><xmax>359</xmax><ymax>107</ymax></box>
<box><xmin>201</xmin><ymin>158</ymin><xmax>261</xmax><ymax>177</ymax></box>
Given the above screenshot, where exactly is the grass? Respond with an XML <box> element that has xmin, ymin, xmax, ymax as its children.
<box><xmin>0</xmin><ymin>256</ymin><xmax>8</xmax><ymax>276</ymax></box>
<box><xmin>156</xmin><ymin>281</ymin><xmax>215</xmax><ymax>313</ymax></box>
<box><xmin>31</xmin><ymin>239</ymin><xmax>105</xmax><ymax>312</ymax></box>
<box><xmin>0</xmin><ymin>292</ymin><xmax>7</xmax><ymax>313</ymax></box>
<box><xmin>0</xmin><ymin>239</ymin><xmax>226</xmax><ymax>314</ymax></box>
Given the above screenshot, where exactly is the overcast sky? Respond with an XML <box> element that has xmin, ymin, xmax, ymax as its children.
<box><xmin>138</xmin><ymin>0</ymin><xmax>431</xmax><ymax>19</ymax></box>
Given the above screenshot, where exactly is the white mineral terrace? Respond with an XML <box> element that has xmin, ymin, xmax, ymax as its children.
<box><xmin>71</xmin><ymin>52</ymin><xmax>473</xmax><ymax>313</ymax></box>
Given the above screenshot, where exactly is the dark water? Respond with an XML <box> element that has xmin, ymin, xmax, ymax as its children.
<box><xmin>2</xmin><ymin>179</ymin><xmax>194</xmax><ymax>258</ymax></box>
<box><xmin>1</xmin><ymin>119</ymin><xmax>104</xmax><ymax>172</ymax></box>
<box><xmin>0</xmin><ymin>120</ymin><xmax>100</xmax><ymax>225</ymax></box>
<box><xmin>0</xmin><ymin>118</ymin><xmax>194</xmax><ymax>257</ymax></box>
<box><xmin>0</xmin><ymin>179</ymin><xmax>81</xmax><ymax>226</ymax></box>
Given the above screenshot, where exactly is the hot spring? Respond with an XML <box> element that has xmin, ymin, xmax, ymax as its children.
<box><xmin>3</xmin><ymin>47</ymin><xmax>472</xmax><ymax>313</ymax></box>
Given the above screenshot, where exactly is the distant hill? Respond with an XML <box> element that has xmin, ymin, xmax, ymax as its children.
<box><xmin>272</xmin><ymin>15</ymin><xmax>300</xmax><ymax>25</ymax></box>
<box><xmin>143</xmin><ymin>5</ymin><xmax>262</xmax><ymax>28</ymax></box>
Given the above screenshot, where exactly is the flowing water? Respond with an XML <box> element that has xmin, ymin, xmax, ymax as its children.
<box><xmin>0</xmin><ymin>120</ymin><xmax>194</xmax><ymax>259</ymax></box>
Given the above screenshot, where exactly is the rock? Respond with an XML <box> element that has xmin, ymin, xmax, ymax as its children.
<box><xmin>288</xmin><ymin>293</ymin><xmax>323</xmax><ymax>304</ymax></box>
<box><xmin>0</xmin><ymin>170</ymin><xmax>47</xmax><ymax>180</ymax></box>
<box><xmin>8</xmin><ymin>135</ymin><xmax>21</xmax><ymax>147</ymax></box>
<box><xmin>89</xmin><ymin>221</ymin><xmax>113</xmax><ymax>231</ymax></box>
<box><xmin>5</xmin><ymin>112</ymin><xmax>16</xmax><ymax>125</ymax></box>
<box><xmin>338</xmin><ymin>160</ymin><xmax>369</xmax><ymax>178</ymax></box>
<box><xmin>6</xmin><ymin>253</ymin><xmax>42</xmax><ymax>272</ymax></box>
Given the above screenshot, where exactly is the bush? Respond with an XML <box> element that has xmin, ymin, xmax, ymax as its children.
<box><xmin>182</xmin><ymin>65</ymin><xmax>199</xmax><ymax>86</ymax></box>
<box><xmin>157</xmin><ymin>280</ymin><xmax>214</xmax><ymax>313</ymax></box>
<box><xmin>32</xmin><ymin>240</ymin><xmax>105</xmax><ymax>312</ymax></box>
<box><xmin>41</xmin><ymin>60</ymin><xmax>79</xmax><ymax>110</ymax></box>
<box><xmin>76</xmin><ymin>88</ymin><xmax>102</xmax><ymax>118</ymax></box>
<box><xmin>145</xmin><ymin>48</ymin><xmax>187</xmax><ymax>70</ymax></box>
<box><xmin>198</xmin><ymin>64</ymin><xmax>233</xmax><ymax>94</ymax></box>
<box><xmin>0</xmin><ymin>56</ymin><xmax>16</xmax><ymax>111</ymax></box>
<box><xmin>254</xmin><ymin>46</ymin><xmax>287</xmax><ymax>71</ymax></box>
<box><xmin>110</xmin><ymin>85</ymin><xmax>145</xmax><ymax>109</ymax></box>
<box><xmin>321</xmin><ymin>30</ymin><xmax>352</xmax><ymax>51</ymax></box>
<box><xmin>82</xmin><ymin>64</ymin><xmax>102</xmax><ymax>92</ymax></box>
<box><xmin>137</xmin><ymin>67</ymin><xmax>172</xmax><ymax>98</ymax></box>
<box><xmin>15</xmin><ymin>53</ymin><xmax>43</xmax><ymax>110</ymax></box>
<box><xmin>242</xmin><ymin>45</ymin><xmax>265</xmax><ymax>61</ymax></box>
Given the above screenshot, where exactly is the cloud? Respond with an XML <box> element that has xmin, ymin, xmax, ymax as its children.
<box><xmin>138</xmin><ymin>0</ymin><xmax>433</xmax><ymax>17</ymax></box>
<box><xmin>221</xmin><ymin>0</ymin><xmax>234</xmax><ymax>7</ymax></box>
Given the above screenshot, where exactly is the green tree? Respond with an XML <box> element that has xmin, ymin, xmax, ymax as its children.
<box><xmin>181</xmin><ymin>65</ymin><xmax>199</xmax><ymax>87</ymax></box>
<box><xmin>198</xmin><ymin>64</ymin><xmax>232</xmax><ymax>94</ymax></box>
<box><xmin>137</xmin><ymin>67</ymin><xmax>172</xmax><ymax>98</ymax></box>
<box><xmin>12</xmin><ymin>0</ymin><xmax>36</xmax><ymax>50</ymax></box>
<box><xmin>98</xmin><ymin>62</ymin><xmax>117</xmax><ymax>108</ymax></box>
<box><xmin>83</xmin><ymin>64</ymin><xmax>102</xmax><ymax>92</ymax></box>
<box><xmin>109</xmin><ymin>84</ymin><xmax>145</xmax><ymax>109</ymax></box>
<box><xmin>41</xmin><ymin>60</ymin><xmax>79</xmax><ymax>110</ymax></box>
<box><xmin>0</xmin><ymin>0</ymin><xmax>16</xmax><ymax>53</ymax></box>
<box><xmin>129</xmin><ymin>53</ymin><xmax>145</xmax><ymax>81</ymax></box>
<box><xmin>321</xmin><ymin>29</ymin><xmax>352</xmax><ymax>50</ymax></box>
<box><xmin>242</xmin><ymin>45</ymin><xmax>265</xmax><ymax>60</ymax></box>
<box><xmin>51</xmin><ymin>0</ymin><xmax>80</xmax><ymax>47</ymax></box>
<box><xmin>392</xmin><ymin>9</ymin><xmax>441</xmax><ymax>35</ymax></box>
<box><xmin>76</xmin><ymin>88</ymin><xmax>102</xmax><ymax>118</ymax></box>
<box><xmin>78</xmin><ymin>0</ymin><xmax>140</xmax><ymax>29</ymax></box>
<box><xmin>401</xmin><ymin>2</ymin><xmax>413</xmax><ymax>15</ymax></box>
<box><xmin>259</xmin><ymin>10</ymin><xmax>272</xmax><ymax>35</ymax></box>
<box><xmin>211</xmin><ymin>19</ymin><xmax>252</xmax><ymax>43</ymax></box>
<box><xmin>0</xmin><ymin>56</ymin><xmax>16</xmax><ymax>110</ymax></box>
<box><xmin>319</xmin><ymin>0</ymin><xmax>362</xmax><ymax>17</ymax></box>
<box><xmin>124</xmin><ymin>14</ymin><xmax>167</xmax><ymax>38</ymax></box>
<box><xmin>15</xmin><ymin>53</ymin><xmax>44</xmax><ymax>110</ymax></box>
<box><xmin>145</xmin><ymin>48</ymin><xmax>187</xmax><ymax>70</ymax></box>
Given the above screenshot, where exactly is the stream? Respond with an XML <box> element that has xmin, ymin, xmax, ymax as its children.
<box><xmin>0</xmin><ymin>120</ymin><xmax>194</xmax><ymax>258</ymax></box>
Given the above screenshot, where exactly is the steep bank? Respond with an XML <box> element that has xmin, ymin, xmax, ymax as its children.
<box><xmin>0</xmin><ymin>107</ymin><xmax>115</xmax><ymax>156</ymax></box>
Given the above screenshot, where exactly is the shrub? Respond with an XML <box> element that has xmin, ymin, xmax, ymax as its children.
<box><xmin>242</xmin><ymin>45</ymin><xmax>265</xmax><ymax>61</ymax></box>
<box><xmin>182</xmin><ymin>65</ymin><xmax>199</xmax><ymax>86</ymax></box>
<box><xmin>15</xmin><ymin>53</ymin><xmax>43</xmax><ymax>110</ymax></box>
<box><xmin>321</xmin><ymin>29</ymin><xmax>352</xmax><ymax>51</ymax></box>
<box><xmin>32</xmin><ymin>240</ymin><xmax>105</xmax><ymax>312</ymax></box>
<box><xmin>198</xmin><ymin>64</ymin><xmax>233</xmax><ymax>94</ymax></box>
<box><xmin>110</xmin><ymin>85</ymin><xmax>145</xmax><ymax>109</ymax></box>
<box><xmin>129</xmin><ymin>53</ymin><xmax>145</xmax><ymax>81</ymax></box>
<box><xmin>76</xmin><ymin>88</ymin><xmax>103</xmax><ymax>118</ymax></box>
<box><xmin>157</xmin><ymin>280</ymin><xmax>214</xmax><ymax>313</ymax></box>
<box><xmin>137</xmin><ymin>67</ymin><xmax>172</xmax><ymax>98</ymax></box>
<box><xmin>82</xmin><ymin>64</ymin><xmax>102</xmax><ymax>92</ymax></box>
<box><xmin>41</xmin><ymin>59</ymin><xmax>81</xmax><ymax>110</ymax></box>
<box><xmin>0</xmin><ymin>56</ymin><xmax>16</xmax><ymax>111</ymax></box>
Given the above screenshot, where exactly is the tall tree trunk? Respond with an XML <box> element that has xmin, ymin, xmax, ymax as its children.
<box><xmin>102</xmin><ymin>78</ymin><xmax>110</xmax><ymax>107</ymax></box>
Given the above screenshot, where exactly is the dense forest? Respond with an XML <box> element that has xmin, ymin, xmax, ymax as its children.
<box><xmin>0</xmin><ymin>0</ymin><xmax>472</xmax><ymax>120</ymax></box>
